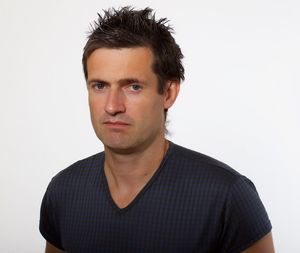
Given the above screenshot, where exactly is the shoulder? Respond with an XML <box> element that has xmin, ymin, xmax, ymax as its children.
<box><xmin>47</xmin><ymin>152</ymin><xmax>104</xmax><ymax>192</ymax></box>
<box><xmin>167</xmin><ymin>143</ymin><xmax>272</xmax><ymax>237</ymax></box>
<box><xmin>167</xmin><ymin>142</ymin><xmax>243</xmax><ymax>186</ymax></box>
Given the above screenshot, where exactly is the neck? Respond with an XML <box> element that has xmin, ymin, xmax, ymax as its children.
<box><xmin>104</xmin><ymin>137</ymin><xmax>169</xmax><ymax>190</ymax></box>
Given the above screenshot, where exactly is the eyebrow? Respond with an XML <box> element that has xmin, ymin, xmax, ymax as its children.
<box><xmin>87</xmin><ymin>78</ymin><xmax>148</xmax><ymax>86</ymax></box>
<box><xmin>87</xmin><ymin>79</ymin><xmax>108</xmax><ymax>86</ymax></box>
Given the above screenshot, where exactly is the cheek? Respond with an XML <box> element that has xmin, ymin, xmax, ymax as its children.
<box><xmin>89</xmin><ymin>95</ymin><xmax>102</xmax><ymax>111</ymax></box>
<box><xmin>88</xmin><ymin>99</ymin><xmax>103</xmax><ymax>122</ymax></box>
<box><xmin>132</xmin><ymin>97</ymin><xmax>165</xmax><ymax>122</ymax></box>
<box><xmin>151</xmin><ymin>96</ymin><xmax>165</xmax><ymax>114</ymax></box>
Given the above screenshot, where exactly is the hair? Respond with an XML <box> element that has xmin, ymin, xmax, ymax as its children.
<box><xmin>82</xmin><ymin>6</ymin><xmax>185</xmax><ymax>94</ymax></box>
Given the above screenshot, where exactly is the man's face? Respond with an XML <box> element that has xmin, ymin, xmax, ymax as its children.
<box><xmin>86</xmin><ymin>47</ymin><xmax>176</xmax><ymax>153</ymax></box>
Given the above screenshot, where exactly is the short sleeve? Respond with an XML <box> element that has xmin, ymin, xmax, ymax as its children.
<box><xmin>220</xmin><ymin>176</ymin><xmax>272</xmax><ymax>253</ymax></box>
<box><xmin>39</xmin><ymin>182</ymin><xmax>65</xmax><ymax>250</ymax></box>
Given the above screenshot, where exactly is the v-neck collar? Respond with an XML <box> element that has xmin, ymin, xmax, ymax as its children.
<box><xmin>100</xmin><ymin>141</ymin><xmax>174</xmax><ymax>213</ymax></box>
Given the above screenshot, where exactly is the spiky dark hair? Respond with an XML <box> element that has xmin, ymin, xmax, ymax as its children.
<box><xmin>82</xmin><ymin>6</ymin><xmax>184</xmax><ymax>94</ymax></box>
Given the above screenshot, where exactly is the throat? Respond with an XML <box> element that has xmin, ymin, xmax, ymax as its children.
<box><xmin>109</xmin><ymin>185</ymin><xmax>144</xmax><ymax>209</ymax></box>
<box><xmin>104</xmin><ymin>163</ymin><xmax>159</xmax><ymax>209</ymax></box>
<box><xmin>103</xmin><ymin>140</ymin><xmax>169</xmax><ymax>209</ymax></box>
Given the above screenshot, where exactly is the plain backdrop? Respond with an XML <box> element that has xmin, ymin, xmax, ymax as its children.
<box><xmin>0</xmin><ymin>0</ymin><xmax>299</xmax><ymax>252</ymax></box>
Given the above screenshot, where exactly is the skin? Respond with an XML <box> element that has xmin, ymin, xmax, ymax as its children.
<box><xmin>45</xmin><ymin>46</ymin><xmax>274</xmax><ymax>253</ymax></box>
<box><xmin>87</xmin><ymin>47</ymin><xmax>175</xmax><ymax>156</ymax></box>
<box><xmin>45</xmin><ymin>243</ymin><xmax>64</xmax><ymax>253</ymax></box>
<box><xmin>86</xmin><ymin>47</ymin><xmax>180</xmax><ymax>208</ymax></box>
<box><xmin>241</xmin><ymin>233</ymin><xmax>275</xmax><ymax>253</ymax></box>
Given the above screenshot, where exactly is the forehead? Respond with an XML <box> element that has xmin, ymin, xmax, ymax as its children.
<box><xmin>86</xmin><ymin>47</ymin><xmax>156</xmax><ymax>81</ymax></box>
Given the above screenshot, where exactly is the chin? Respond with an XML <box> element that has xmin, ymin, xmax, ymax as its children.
<box><xmin>105</xmin><ymin>143</ymin><xmax>138</xmax><ymax>154</ymax></box>
<box><xmin>97</xmin><ymin>129</ymin><xmax>163</xmax><ymax>154</ymax></box>
<box><xmin>100</xmin><ymin>137</ymin><xmax>134</xmax><ymax>153</ymax></box>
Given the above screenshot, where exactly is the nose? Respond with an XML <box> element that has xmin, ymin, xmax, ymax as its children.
<box><xmin>104</xmin><ymin>88</ymin><xmax>126</xmax><ymax>116</ymax></box>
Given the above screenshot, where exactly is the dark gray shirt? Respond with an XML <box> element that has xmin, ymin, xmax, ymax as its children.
<box><xmin>40</xmin><ymin>142</ymin><xmax>272</xmax><ymax>252</ymax></box>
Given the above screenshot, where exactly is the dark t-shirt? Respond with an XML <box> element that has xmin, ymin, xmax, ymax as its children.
<box><xmin>40</xmin><ymin>142</ymin><xmax>272</xmax><ymax>253</ymax></box>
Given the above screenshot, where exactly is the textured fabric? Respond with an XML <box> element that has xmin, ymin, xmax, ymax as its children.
<box><xmin>40</xmin><ymin>142</ymin><xmax>272</xmax><ymax>253</ymax></box>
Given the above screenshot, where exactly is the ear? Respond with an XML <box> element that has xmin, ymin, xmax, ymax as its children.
<box><xmin>163</xmin><ymin>80</ymin><xmax>180</xmax><ymax>110</ymax></box>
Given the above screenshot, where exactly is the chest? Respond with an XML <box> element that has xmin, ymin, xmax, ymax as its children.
<box><xmin>58</xmin><ymin>182</ymin><xmax>223</xmax><ymax>253</ymax></box>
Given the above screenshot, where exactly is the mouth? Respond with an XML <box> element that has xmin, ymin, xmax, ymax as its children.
<box><xmin>103</xmin><ymin>121</ymin><xmax>130</xmax><ymax>128</ymax></box>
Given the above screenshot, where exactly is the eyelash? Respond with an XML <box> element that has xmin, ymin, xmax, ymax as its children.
<box><xmin>129</xmin><ymin>84</ymin><xmax>142</xmax><ymax>91</ymax></box>
<box><xmin>91</xmin><ymin>83</ymin><xmax>143</xmax><ymax>92</ymax></box>
<box><xmin>93</xmin><ymin>83</ymin><xmax>106</xmax><ymax>90</ymax></box>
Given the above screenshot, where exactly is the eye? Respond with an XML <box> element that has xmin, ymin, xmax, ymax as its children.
<box><xmin>129</xmin><ymin>84</ymin><xmax>142</xmax><ymax>91</ymax></box>
<box><xmin>93</xmin><ymin>83</ymin><xmax>106</xmax><ymax>90</ymax></box>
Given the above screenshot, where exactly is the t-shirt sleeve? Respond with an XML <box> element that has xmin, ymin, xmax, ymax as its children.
<box><xmin>220</xmin><ymin>176</ymin><xmax>272</xmax><ymax>253</ymax></box>
<box><xmin>39</xmin><ymin>181</ymin><xmax>65</xmax><ymax>251</ymax></box>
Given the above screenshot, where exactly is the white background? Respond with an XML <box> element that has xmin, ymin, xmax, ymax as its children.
<box><xmin>0</xmin><ymin>0</ymin><xmax>299</xmax><ymax>252</ymax></box>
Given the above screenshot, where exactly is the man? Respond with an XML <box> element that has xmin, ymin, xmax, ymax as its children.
<box><xmin>40</xmin><ymin>7</ymin><xmax>274</xmax><ymax>253</ymax></box>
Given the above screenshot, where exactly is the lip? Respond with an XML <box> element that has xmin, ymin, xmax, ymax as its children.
<box><xmin>103</xmin><ymin>121</ymin><xmax>130</xmax><ymax>128</ymax></box>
